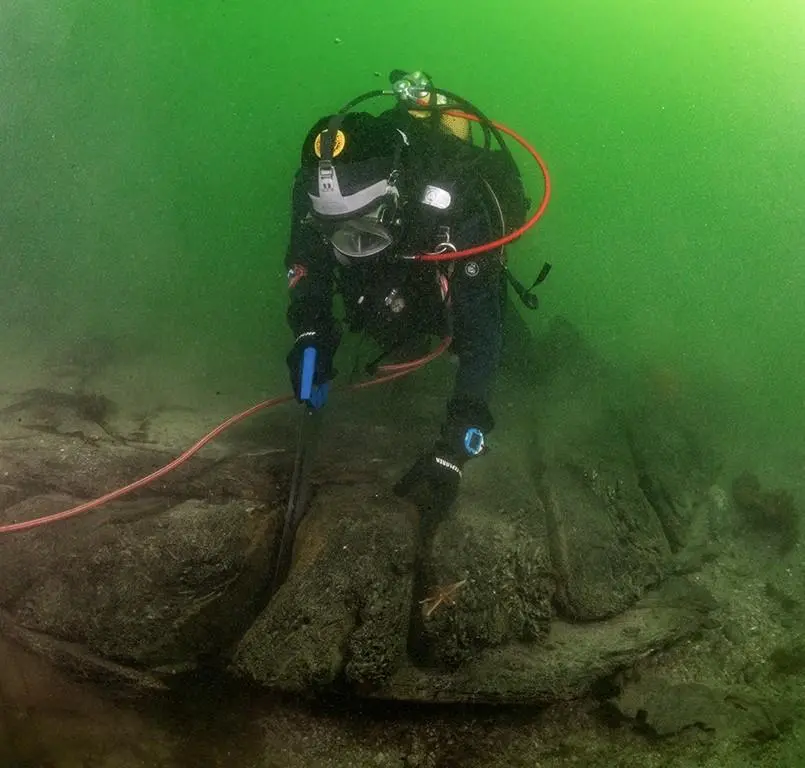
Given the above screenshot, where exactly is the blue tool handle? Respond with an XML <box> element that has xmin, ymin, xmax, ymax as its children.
<box><xmin>299</xmin><ymin>347</ymin><xmax>317</xmax><ymax>402</ymax></box>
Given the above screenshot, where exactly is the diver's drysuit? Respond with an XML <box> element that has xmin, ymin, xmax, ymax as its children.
<box><xmin>285</xmin><ymin>107</ymin><xmax>526</xmax><ymax>405</ymax></box>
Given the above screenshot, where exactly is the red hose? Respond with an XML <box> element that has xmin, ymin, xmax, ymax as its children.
<box><xmin>0</xmin><ymin>338</ymin><xmax>452</xmax><ymax>534</ymax></box>
<box><xmin>375</xmin><ymin>335</ymin><xmax>453</xmax><ymax>373</ymax></box>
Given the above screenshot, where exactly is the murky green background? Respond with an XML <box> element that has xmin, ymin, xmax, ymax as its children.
<box><xmin>2</xmin><ymin>0</ymin><xmax>803</xmax><ymax>450</ymax></box>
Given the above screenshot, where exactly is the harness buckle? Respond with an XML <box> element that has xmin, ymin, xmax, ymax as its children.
<box><xmin>432</xmin><ymin>225</ymin><xmax>456</xmax><ymax>255</ymax></box>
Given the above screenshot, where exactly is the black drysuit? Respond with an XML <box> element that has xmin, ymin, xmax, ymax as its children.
<box><xmin>284</xmin><ymin>113</ymin><xmax>510</xmax><ymax>417</ymax></box>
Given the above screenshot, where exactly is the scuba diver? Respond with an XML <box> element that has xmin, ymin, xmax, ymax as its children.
<box><xmin>284</xmin><ymin>70</ymin><xmax>548</xmax><ymax>515</ymax></box>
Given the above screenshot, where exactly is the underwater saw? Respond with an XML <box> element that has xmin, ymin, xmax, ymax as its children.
<box><xmin>272</xmin><ymin>347</ymin><xmax>326</xmax><ymax>591</ymax></box>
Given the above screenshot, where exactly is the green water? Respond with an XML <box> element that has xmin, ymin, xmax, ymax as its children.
<box><xmin>1</xmin><ymin>4</ymin><xmax>804</xmax><ymax>764</ymax></box>
<box><xmin>2</xmin><ymin>0</ymin><xmax>804</xmax><ymax>450</ymax></box>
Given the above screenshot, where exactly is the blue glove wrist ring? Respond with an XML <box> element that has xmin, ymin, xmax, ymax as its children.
<box><xmin>463</xmin><ymin>427</ymin><xmax>485</xmax><ymax>457</ymax></box>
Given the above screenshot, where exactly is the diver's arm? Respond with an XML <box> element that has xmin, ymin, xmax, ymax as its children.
<box><xmin>445</xmin><ymin>174</ymin><xmax>503</xmax><ymax>425</ymax></box>
<box><xmin>392</xmin><ymin>251</ymin><xmax>498</xmax><ymax>510</ymax></box>
<box><xmin>284</xmin><ymin>171</ymin><xmax>337</xmax><ymax>339</ymax></box>
<box><xmin>284</xmin><ymin>171</ymin><xmax>340</xmax><ymax>396</ymax></box>
<box><xmin>446</xmin><ymin>249</ymin><xmax>501</xmax><ymax>440</ymax></box>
